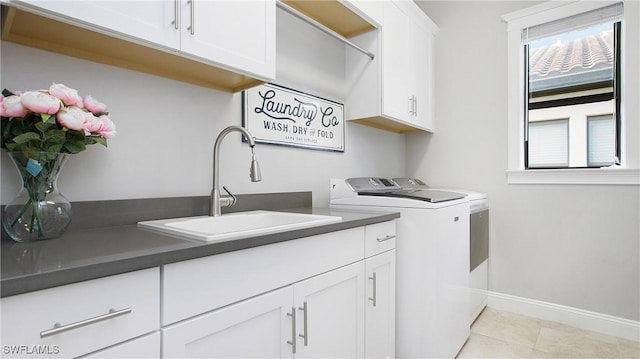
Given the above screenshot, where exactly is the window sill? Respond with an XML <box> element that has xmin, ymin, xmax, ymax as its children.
<box><xmin>506</xmin><ymin>168</ymin><xmax>640</xmax><ymax>185</ymax></box>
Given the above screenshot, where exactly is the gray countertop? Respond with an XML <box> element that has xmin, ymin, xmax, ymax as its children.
<box><xmin>1</xmin><ymin>193</ymin><xmax>398</xmax><ymax>298</ymax></box>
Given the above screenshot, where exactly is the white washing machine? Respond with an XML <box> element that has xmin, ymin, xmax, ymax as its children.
<box><xmin>330</xmin><ymin>178</ymin><xmax>471</xmax><ymax>359</ymax></box>
<box><xmin>393</xmin><ymin>178</ymin><xmax>489</xmax><ymax>325</ymax></box>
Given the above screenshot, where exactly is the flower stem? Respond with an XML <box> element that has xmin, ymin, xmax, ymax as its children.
<box><xmin>9</xmin><ymin>199</ymin><xmax>33</xmax><ymax>228</ymax></box>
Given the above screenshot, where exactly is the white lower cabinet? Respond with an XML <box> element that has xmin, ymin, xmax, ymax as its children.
<box><xmin>0</xmin><ymin>221</ymin><xmax>395</xmax><ymax>359</ymax></box>
<box><xmin>0</xmin><ymin>268</ymin><xmax>160</xmax><ymax>359</ymax></box>
<box><xmin>293</xmin><ymin>262</ymin><xmax>365</xmax><ymax>358</ymax></box>
<box><xmin>365</xmin><ymin>250</ymin><xmax>396</xmax><ymax>359</ymax></box>
<box><xmin>162</xmin><ymin>261</ymin><xmax>365</xmax><ymax>358</ymax></box>
<box><xmin>162</xmin><ymin>287</ymin><xmax>294</xmax><ymax>358</ymax></box>
<box><xmin>161</xmin><ymin>222</ymin><xmax>396</xmax><ymax>359</ymax></box>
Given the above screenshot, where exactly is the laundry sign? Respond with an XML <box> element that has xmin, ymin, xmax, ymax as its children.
<box><xmin>242</xmin><ymin>83</ymin><xmax>344</xmax><ymax>152</ymax></box>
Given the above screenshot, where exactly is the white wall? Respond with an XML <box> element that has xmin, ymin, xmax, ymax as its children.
<box><xmin>410</xmin><ymin>0</ymin><xmax>639</xmax><ymax>322</ymax></box>
<box><xmin>1</xmin><ymin>9</ymin><xmax>406</xmax><ymax>207</ymax></box>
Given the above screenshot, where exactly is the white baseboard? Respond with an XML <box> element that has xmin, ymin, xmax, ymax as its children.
<box><xmin>487</xmin><ymin>291</ymin><xmax>640</xmax><ymax>342</ymax></box>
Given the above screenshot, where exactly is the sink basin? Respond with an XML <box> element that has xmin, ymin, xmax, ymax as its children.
<box><xmin>137</xmin><ymin>210</ymin><xmax>342</xmax><ymax>243</ymax></box>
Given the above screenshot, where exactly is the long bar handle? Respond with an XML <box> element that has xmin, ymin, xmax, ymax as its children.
<box><xmin>286</xmin><ymin>307</ymin><xmax>297</xmax><ymax>354</ymax></box>
<box><xmin>172</xmin><ymin>0</ymin><xmax>179</xmax><ymax>29</ymax></box>
<box><xmin>40</xmin><ymin>308</ymin><xmax>132</xmax><ymax>338</ymax></box>
<box><xmin>376</xmin><ymin>234</ymin><xmax>396</xmax><ymax>242</ymax></box>
<box><xmin>412</xmin><ymin>96</ymin><xmax>417</xmax><ymax>115</ymax></box>
<box><xmin>187</xmin><ymin>0</ymin><xmax>195</xmax><ymax>35</ymax></box>
<box><xmin>368</xmin><ymin>272</ymin><xmax>377</xmax><ymax>307</ymax></box>
<box><xmin>298</xmin><ymin>301</ymin><xmax>308</xmax><ymax>346</ymax></box>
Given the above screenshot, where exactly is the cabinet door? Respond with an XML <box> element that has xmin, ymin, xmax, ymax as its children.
<box><xmin>293</xmin><ymin>261</ymin><xmax>365</xmax><ymax>358</ymax></box>
<box><xmin>409</xmin><ymin>18</ymin><xmax>434</xmax><ymax>131</ymax></box>
<box><xmin>365</xmin><ymin>250</ymin><xmax>396</xmax><ymax>359</ymax></box>
<box><xmin>15</xmin><ymin>0</ymin><xmax>180</xmax><ymax>49</ymax></box>
<box><xmin>162</xmin><ymin>286</ymin><xmax>294</xmax><ymax>359</ymax></box>
<box><xmin>180</xmin><ymin>0</ymin><xmax>276</xmax><ymax>79</ymax></box>
<box><xmin>381</xmin><ymin>0</ymin><xmax>411</xmax><ymax>123</ymax></box>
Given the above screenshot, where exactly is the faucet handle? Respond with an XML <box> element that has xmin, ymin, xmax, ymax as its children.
<box><xmin>221</xmin><ymin>186</ymin><xmax>237</xmax><ymax>207</ymax></box>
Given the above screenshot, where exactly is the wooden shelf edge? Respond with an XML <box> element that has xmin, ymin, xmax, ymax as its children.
<box><xmin>282</xmin><ymin>0</ymin><xmax>376</xmax><ymax>38</ymax></box>
<box><xmin>348</xmin><ymin>116</ymin><xmax>433</xmax><ymax>134</ymax></box>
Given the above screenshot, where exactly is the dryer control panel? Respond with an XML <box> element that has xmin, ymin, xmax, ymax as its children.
<box><xmin>345</xmin><ymin>177</ymin><xmax>400</xmax><ymax>192</ymax></box>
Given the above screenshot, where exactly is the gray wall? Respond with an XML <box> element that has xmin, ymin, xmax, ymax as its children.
<box><xmin>1</xmin><ymin>9</ymin><xmax>406</xmax><ymax>207</ymax></box>
<box><xmin>411</xmin><ymin>1</ymin><xmax>640</xmax><ymax>321</ymax></box>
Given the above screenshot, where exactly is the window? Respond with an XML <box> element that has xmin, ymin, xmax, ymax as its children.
<box><xmin>524</xmin><ymin>4</ymin><xmax>621</xmax><ymax>169</ymax></box>
<box><xmin>503</xmin><ymin>1</ymin><xmax>640</xmax><ymax>185</ymax></box>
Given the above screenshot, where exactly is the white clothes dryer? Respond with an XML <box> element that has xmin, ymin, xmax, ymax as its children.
<box><xmin>393</xmin><ymin>178</ymin><xmax>489</xmax><ymax>325</ymax></box>
<box><xmin>330</xmin><ymin>178</ymin><xmax>470</xmax><ymax>359</ymax></box>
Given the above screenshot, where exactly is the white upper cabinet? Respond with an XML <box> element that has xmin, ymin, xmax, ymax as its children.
<box><xmin>5</xmin><ymin>0</ymin><xmax>276</xmax><ymax>91</ymax></box>
<box><xmin>346</xmin><ymin>0</ymin><xmax>438</xmax><ymax>133</ymax></box>
<box><xmin>180</xmin><ymin>0</ymin><xmax>275</xmax><ymax>79</ymax></box>
<box><xmin>12</xmin><ymin>0</ymin><xmax>181</xmax><ymax>49</ymax></box>
<box><xmin>409</xmin><ymin>13</ymin><xmax>435</xmax><ymax>131</ymax></box>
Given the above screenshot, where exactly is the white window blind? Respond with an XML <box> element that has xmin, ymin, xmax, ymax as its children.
<box><xmin>521</xmin><ymin>2</ymin><xmax>623</xmax><ymax>43</ymax></box>
<box><xmin>528</xmin><ymin>119</ymin><xmax>569</xmax><ymax>168</ymax></box>
<box><xmin>588</xmin><ymin>114</ymin><xmax>616</xmax><ymax>166</ymax></box>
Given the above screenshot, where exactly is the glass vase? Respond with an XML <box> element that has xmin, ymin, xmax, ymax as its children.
<box><xmin>2</xmin><ymin>151</ymin><xmax>73</xmax><ymax>242</ymax></box>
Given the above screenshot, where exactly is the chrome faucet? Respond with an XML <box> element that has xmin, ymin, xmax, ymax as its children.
<box><xmin>210</xmin><ymin>126</ymin><xmax>262</xmax><ymax>216</ymax></box>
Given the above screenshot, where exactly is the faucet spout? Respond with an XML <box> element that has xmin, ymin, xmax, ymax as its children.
<box><xmin>210</xmin><ymin>126</ymin><xmax>261</xmax><ymax>216</ymax></box>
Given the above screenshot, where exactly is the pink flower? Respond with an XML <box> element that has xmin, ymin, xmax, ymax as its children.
<box><xmin>49</xmin><ymin>83</ymin><xmax>83</xmax><ymax>106</ymax></box>
<box><xmin>1</xmin><ymin>95</ymin><xmax>29</xmax><ymax>117</ymax></box>
<box><xmin>98</xmin><ymin>115</ymin><xmax>116</xmax><ymax>139</ymax></box>
<box><xmin>83</xmin><ymin>95</ymin><xmax>107</xmax><ymax>115</ymax></box>
<box><xmin>20</xmin><ymin>91</ymin><xmax>62</xmax><ymax>115</ymax></box>
<box><xmin>57</xmin><ymin>106</ymin><xmax>88</xmax><ymax>131</ymax></box>
<box><xmin>83</xmin><ymin>113</ymin><xmax>102</xmax><ymax>134</ymax></box>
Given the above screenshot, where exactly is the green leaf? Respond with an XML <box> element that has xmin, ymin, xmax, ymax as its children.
<box><xmin>2</xmin><ymin>89</ymin><xmax>15</xmax><ymax>97</ymax></box>
<box><xmin>13</xmin><ymin>132</ymin><xmax>42</xmax><ymax>144</ymax></box>
<box><xmin>44</xmin><ymin>130</ymin><xmax>66</xmax><ymax>143</ymax></box>
<box><xmin>46</xmin><ymin>144</ymin><xmax>64</xmax><ymax>153</ymax></box>
<box><xmin>6</xmin><ymin>143</ymin><xmax>20</xmax><ymax>151</ymax></box>
<box><xmin>35</xmin><ymin>121</ymin><xmax>53</xmax><ymax>133</ymax></box>
<box><xmin>64</xmin><ymin>140</ymin><xmax>86</xmax><ymax>154</ymax></box>
<box><xmin>94</xmin><ymin>137</ymin><xmax>108</xmax><ymax>147</ymax></box>
<box><xmin>40</xmin><ymin>114</ymin><xmax>51</xmax><ymax>122</ymax></box>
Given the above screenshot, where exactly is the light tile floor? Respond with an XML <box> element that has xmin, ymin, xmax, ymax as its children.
<box><xmin>457</xmin><ymin>308</ymin><xmax>640</xmax><ymax>359</ymax></box>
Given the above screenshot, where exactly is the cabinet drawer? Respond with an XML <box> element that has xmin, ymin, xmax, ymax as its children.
<box><xmin>1</xmin><ymin>268</ymin><xmax>160</xmax><ymax>359</ymax></box>
<box><xmin>365</xmin><ymin>221</ymin><xmax>397</xmax><ymax>257</ymax></box>
<box><xmin>163</xmin><ymin>227</ymin><xmax>364</xmax><ymax>325</ymax></box>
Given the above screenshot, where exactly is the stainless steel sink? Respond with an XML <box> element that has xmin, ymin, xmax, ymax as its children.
<box><xmin>137</xmin><ymin>210</ymin><xmax>342</xmax><ymax>243</ymax></box>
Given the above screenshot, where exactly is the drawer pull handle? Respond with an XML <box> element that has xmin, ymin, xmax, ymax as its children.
<box><xmin>286</xmin><ymin>307</ymin><xmax>296</xmax><ymax>354</ymax></box>
<box><xmin>298</xmin><ymin>301</ymin><xmax>309</xmax><ymax>346</ymax></box>
<box><xmin>376</xmin><ymin>235</ymin><xmax>396</xmax><ymax>242</ymax></box>
<box><xmin>368</xmin><ymin>272</ymin><xmax>377</xmax><ymax>307</ymax></box>
<box><xmin>40</xmin><ymin>307</ymin><xmax>132</xmax><ymax>338</ymax></box>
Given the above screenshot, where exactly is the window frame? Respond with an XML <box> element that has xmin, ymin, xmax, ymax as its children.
<box><xmin>502</xmin><ymin>0</ymin><xmax>640</xmax><ymax>185</ymax></box>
